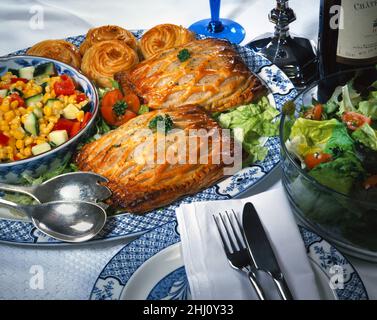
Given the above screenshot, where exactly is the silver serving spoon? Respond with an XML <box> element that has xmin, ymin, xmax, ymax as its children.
<box><xmin>0</xmin><ymin>172</ymin><xmax>112</xmax><ymax>203</ymax></box>
<box><xmin>0</xmin><ymin>198</ymin><xmax>107</xmax><ymax>242</ymax></box>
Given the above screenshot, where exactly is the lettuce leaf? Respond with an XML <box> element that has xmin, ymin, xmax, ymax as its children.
<box><xmin>288</xmin><ymin>118</ymin><xmax>354</xmax><ymax>158</ymax></box>
<box><xmin>218</xmin><ymin>97</ymin><xmax>279</xmax><ymax>163</ymax></box>
<box><xmin>352</xmin><ymin>123</ymin><xmax>377</xmax><ymax>151</ymax></box>
<box><xmin>309</xmin><ymin>152</ymin><xmax>364</xmax><ymax>194</ymax></box>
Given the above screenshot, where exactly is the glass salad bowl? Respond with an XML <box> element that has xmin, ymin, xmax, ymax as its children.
<box><xmin>280</xmin><ymin>67</ymin><xmax>377</xmax><ymax>262</ymax></box>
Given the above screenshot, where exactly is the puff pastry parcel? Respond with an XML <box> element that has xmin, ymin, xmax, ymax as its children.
<box><xmin>75</xmin><ymin>105</ymin><xmax>236</xmax><ymax>213</ymax></box>
<box><xmin>27</xmin><ymin>40</ymin><xmax>81</xmax><ymax>69</ymax></box>
<box><xmin>116</xmin><ymin>38</ymin><xmax>266</xmax><ymax>113</ymax></box>
<box><xmin>140</xmin><ymin>23</ymin><xmax>195</xmax><ymax>59</ymax></box>
<box><xmin>81</xmin><ymin>40</ymin><xmax>139</xmax><ymax>88</ymax></box>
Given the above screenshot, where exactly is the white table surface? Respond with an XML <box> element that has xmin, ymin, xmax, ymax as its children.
<box><xmin>0</xmin><ymin>0</ymin><xmax>376</xmax><ymax>300</ymax></box>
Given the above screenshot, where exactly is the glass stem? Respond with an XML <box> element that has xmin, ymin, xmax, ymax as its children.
<box><xmin>208</xmin><ymin>0</ymin><xmax>224</xmax><ymax>33</ymax></box>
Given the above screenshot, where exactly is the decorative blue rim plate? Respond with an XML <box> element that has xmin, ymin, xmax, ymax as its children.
<box><xmin>90</xmin><ymin>221</ymin><xmax>369</xmax><ymax>300</ymax></box>
<box><xmin>0</xmin><ymin>31</ymin><xmax>297</xmax><ymax>245</ymax></box>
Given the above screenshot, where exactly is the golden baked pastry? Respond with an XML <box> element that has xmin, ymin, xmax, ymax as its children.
<box><xmin>27</xmin><ymin>40</ymin><xmax>81</xmax><ymax>69</ymax></box>
<box><xmin>75</xmin><ymin>105</ymin><xmax>236</xmax><ymax>213</ymax></box>
<box><xmin>116</xmin><ymin>39</ymin><xmax>266</xmax><ymax>113</ymax></box>
<box><xmin>81</xmin><ymin>40</ymin><xmax>139</xmax><ymax>88</ymax></box>
<box><xmin>140</xmin><ymin>23</ymin><xmax>195</xmax><ymax>59</ymax></box>
<box><xmin>79</xmin><ymin>25</ymin><xmax>138</xmax><ymax>55</ymax></box>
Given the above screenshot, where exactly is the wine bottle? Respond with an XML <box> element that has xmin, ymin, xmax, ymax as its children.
<box><xmin>318</xmin><ymin>0</ymin><xmax>377</xmax><ymax>78</ymax></box>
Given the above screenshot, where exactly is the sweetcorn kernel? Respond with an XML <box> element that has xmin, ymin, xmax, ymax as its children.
<box><xmin>4</xmin><ymin>111</ymin><xmax>14</xmax><ymax>122</ymax></box>
<box><xmin>10</xmin><ymin>100</ymin><xmax>18</xmax><ymax>109</ymax></box>
<box><xmin>25</xmin><ymin>136</ymin><xmax>33</xmax><ymax>146</ymax></box>
<box><xmin>76</xmin><ymin>110</ymin><xmax>84</xmax><ymax>122</ymax></box>
<box><xmin>13</xmin><ymin>130</ymin><xmax>24</xmax><ymax>140</ymax></box>
<box><xmin>23</xmin><ymin>147</ymin><xmax>32</xmax><ymax>157</ymax></box>
<box><xmin>16</xmin><ymin>139</ymin><xmax>24</xmax><ymax>150</ymax></box>
<box><xmin>43</xmin><ymin>106</ymin><xmax>52</xmax><ymax>117</ymax></box>
<box><xmin>0</xmin><ymin>104</ymin><xmax>9</xmax><ymax>112</ymax></box>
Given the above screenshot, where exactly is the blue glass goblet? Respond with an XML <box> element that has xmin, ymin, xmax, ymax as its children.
<box><xmin>189</xmin><ymin>0</ymin><xmax>245</xmax><ymax>44</ymax></box>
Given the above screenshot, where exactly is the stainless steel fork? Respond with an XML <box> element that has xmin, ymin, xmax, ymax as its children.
<box><xmin>213</xmin><ymin>210</ymin><xmax>266</xmax><ymax>300</ymax></box>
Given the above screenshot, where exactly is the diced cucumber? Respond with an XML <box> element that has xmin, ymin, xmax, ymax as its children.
<box><xmin>40</xmin><ymin>82</ymin><xmax>48</xmax><ymax>93</ymax></box>
<box><xmin>24</xmin><ymin>113</ymin><xmax>39</xmax><ymax>136</ymax></box>
<box><xmin>32</xmin><ymin>107</ymin><xmax>43</xmax><ymax>119</ymax></box>
<box><xmin>33</xmin><ymin>62</ymin><xmax>56</xmax><ymax>78</ymax></box>
<box><xmin>7</xmin><ymin>68</ymin><xmax>19</xmax><ymax>77</ymax></box>
<box><xmin>46</xmin><ymin>99</ymin><xmax>59</xmax><ymax>107</ymax></box>
<box><xmin>31</xmin><ymin>142</ymin><xmax>51</xmax><ymax>156</ymax></box>
<box><xmin>33</xmin><ymin>76</ymin><xmax>47</xmax><ymax>85</ymax></box>
<box><xmin>0</xmin><ymin>89</ymin><xmax>8</xmax><ymax>98</ymax></box>
<box><xmin>48</xmin><ymin>130</ymin><xmax>68</xmax><ymax>146</ymax></box>
<box><xmin>19</xmin><ymin>66</ymin><xmax>35</xmax><ymax>80</ymax></box>
<box><xmin>25</xmin><ymin>94</ymin><xmax>43</xmax><ymax>107</ymax></box>
<box><xmin>8</xmin><ymin>88</ymin><xmax>23</xmax><ymax>97</ymax></box>
<box><xmin>63</xmin><ymin>104</ymin><xmax>80</xmax><ymax>120</ymax></box>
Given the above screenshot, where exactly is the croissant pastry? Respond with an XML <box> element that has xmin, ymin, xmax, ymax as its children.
<box><xmin>140</xmin><ymin>24</ymin><xmax>195</xmax><ymax>59</ymax></box>
<box><xmin>81</xmin><ymin>40</ymin><xmax>139</xmax><ymax>88</ymax></box>
<box><xmin>79</xmin><ymin>25</ymin><xmax>138</xmax><ymax>55</ymax></box>
<box><xmin>27</xmin><ymin>40</ymin><xmax>81</xmax><ymax>69</ymax></box>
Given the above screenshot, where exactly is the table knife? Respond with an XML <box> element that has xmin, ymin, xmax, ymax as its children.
<box><xmin>242</xmin><ymin>202</ymin><xmax>294</xmax><ymax>300</ymax></box>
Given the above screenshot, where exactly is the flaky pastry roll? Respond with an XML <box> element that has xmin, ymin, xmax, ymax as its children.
<box><xmin>140</xmin><ymin>24</ymin><xmax>195</xmax><ymax>59</ymax></box>
<box><xmin>81</xmin><ymin>40</ymin><xmax>139</xmax><ymax>88</ymax></box>
<box><xmin>80</xmin><ymin>25</ymin><xmax>138</xmax><ymax>56</ymax></box>
<box><xmin>27</xmin><ymin>40</ymin><xmax>81</xmax><ymax>69</ymax></box>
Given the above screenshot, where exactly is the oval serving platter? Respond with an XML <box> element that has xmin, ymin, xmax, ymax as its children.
<box><xmin>90</xmin><ymin>221</ymin><xmax>369</xmax><ymax>300</ymax></box>
<box><xmin>0</xmin><ymin>31</ymin><xmax>297</xmax><ymax>245</ymax></box>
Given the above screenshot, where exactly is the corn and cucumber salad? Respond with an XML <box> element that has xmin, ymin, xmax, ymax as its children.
<box><xmin>0</xmin><ymin>62</ymin><xmax>92</xmax><ymax>162</ymax></box>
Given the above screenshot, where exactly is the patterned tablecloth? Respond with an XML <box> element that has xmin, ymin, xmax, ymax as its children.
<box><xmin>0</xmin><ymin>0</ymin><xmax>377</xmax><ymax>300</ymax></box>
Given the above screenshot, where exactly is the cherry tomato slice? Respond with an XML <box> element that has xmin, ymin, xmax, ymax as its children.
<box><xmin>342</xmin><ymin>112</ymin><xmax>372</xmax><ymax>131</ymax></box>
<box><xmin>10</xmin><ymin>78</ymin><xmax>28</xmax><ymax>84</ymax></box>
<box><xmin>53</xmin><ymin>118</ymin><xmax>74</xmax><ymax>132</ymax></box>
<box><xmin>70</xmin><ymin>121</ymin><xmax>81</xmax><ymax>137</ymax></box>
<box><xmin>0</xmin><ymin>133</ymin><xmax>9</xmax><ymax>146</ymax></box>
<box><xmin>9</xmin><ymin>93</ymin><xmax>25</xmax><ymax>107</ymax></box>
<box><xmin>304</xmin><ymin>152</ymin><xmax>332</xmax><ymax>170</ymax></box>
<box><xmin>81</xmin><ymin>112</ymin><xmax>92</xmax><ymax>128</ymax></box>
<box><xmin>54</xmin><ymin>74</ymin><xmax>76</xmax><ymax>96</ymax></box>
<box><xmin>76</xmin><ymin>93</ymin><xmax>87</xmax><ymax>103</ymax></box>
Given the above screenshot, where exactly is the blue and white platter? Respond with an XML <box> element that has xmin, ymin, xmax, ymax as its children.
<box><xmin>90</xmin><ymin>221</ymin><xmax>369</xmax><ymax>300</ymax></box>
<box><xmin>0</xmin><ymin>31</ymin><xmax>297</xmax><ymax>245</ymax></box>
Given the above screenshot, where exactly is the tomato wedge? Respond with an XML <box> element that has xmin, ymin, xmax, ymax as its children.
<box><xmin>0</xmin><ymin>133</ymin><xmax>9</xmax><ymax>146</ymax></box>
<box><xmin>304</xmin><ymin>104</ymin><xmax>323</xmax><ymax>120</ymax></box>
<box><xmin>342</xmin><ymin>112</ymin><xmax>372</xmax><ymax>131</ymax></box>
<box><xmin>54</xmin><ymin>74</ymin><xmax>75</xmax><ymax>96</ymax></box>
<box><xmin>304</xmin><ymin>152</ymin><xmax>332</xmax><ymax>170</ymax></box>
<box><xmin>363</xmin><ymin>175</ymin><xmax>377</xmax><ymax>190</ymax></box>
<box><xmin>9</xmin><ymin>93</ymin><xmax>25</xmax><ymax>107</ymax></box>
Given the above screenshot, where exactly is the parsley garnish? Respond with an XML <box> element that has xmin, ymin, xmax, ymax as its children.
<box><xmin>177</xmin><ymin>49</ymin><xmax>190</xmax><ymax>62</ymax></box>
<box><xmin>112</xmin><ymin>100</ymin><xmax>128</xmax><ymax>116</ymax></box>
<box><xmin>148</xmin><ymin>114</ymin><xmax>174</xmax><ymax>133</ymax></box>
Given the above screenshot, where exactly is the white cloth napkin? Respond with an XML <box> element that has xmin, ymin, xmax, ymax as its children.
<box><xmin>176</xmin><ymin>187</ymin><xmax>320</xmax><ymax>300</ymax></box>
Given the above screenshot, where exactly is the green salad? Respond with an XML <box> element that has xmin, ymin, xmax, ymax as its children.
<box><xmin>285</xmin><ymin>78</ymin><xmax>377</xmax><ymax>198</ymax></box>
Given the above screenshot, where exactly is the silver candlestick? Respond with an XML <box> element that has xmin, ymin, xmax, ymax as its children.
<box><xmin>246</xmin><ymin>0</ymin><xmax>318</xmax><ymax>90</ymax></box>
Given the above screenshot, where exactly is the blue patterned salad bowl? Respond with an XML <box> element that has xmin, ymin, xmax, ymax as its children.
<box><xmin>0</xmin><ymin>55</ymin><xmax>99</xmax><ymax>184</ymax></box>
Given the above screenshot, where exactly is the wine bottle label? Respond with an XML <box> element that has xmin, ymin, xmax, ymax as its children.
<box><xmin>336</xmin><ymin>0</ymin><xmax>377</xmax><ymax>65</ymax></box>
